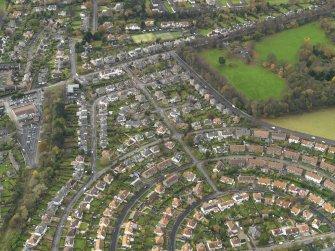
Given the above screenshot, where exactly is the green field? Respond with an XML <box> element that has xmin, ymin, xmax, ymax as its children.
<box><xmin>265</xmin><ymin>107</ymin><xmax>335</xmax><ymax>140</ymax></box>
<box><xmin>0</xmin><ymin>0</ymin><xmax>5</xmax><ymax>10</ymax></box>
<box><xmin>255</xmin><ymin>22</ymin><xmax>333</xmax><ymax>64</ymax></box>
<box><xmin>199</xmin><ymin>48</ymin><xmax>286</xmax><ymax>101</ymax></box>
<box><xmin>132</xmin><ymin>32</ymin><xmax>182</xmax><ymax>43</ymax></box>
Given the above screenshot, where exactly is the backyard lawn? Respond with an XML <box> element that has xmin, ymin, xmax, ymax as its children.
<box><xmin>199</xmin><ymin>48</ymin><xmax>286</xmax><ymax>101</ymax></box>
<box><xmin>255</xmin><ymin>22</ymin><xmax>333</xmax><ymax>64</ymax></box>
<box><xmin>132</xmin><ymin>32</ymin><xmax>182</xmax><ymax>43</ymax></box>
<box><xmin>265</xmin><ymin>107</ymin><xmax>335</xmax><ymax>140</ymax></box>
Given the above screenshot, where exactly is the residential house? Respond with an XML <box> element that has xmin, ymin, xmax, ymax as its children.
<box><xmin>309</xmin><ymin>193</ymin><xmax>324</xmax><ymax>206</ymax></box>
<box><xmin>301</xmin><ymin>155</ymin><xmax>318</xmax><ymax>166</ymax></box>
<box><xmin>305</xmin><ymin>171</ymin><xmax>323</xmax><ymax>184</ymax></box>
<box><xmin>253</xmin><ymin>129</ymin><xmax>269</xmax><ymax>139</ymax></box>
<box><xmin>283</xmin><ymin>150</ymin><xmax>300</xmax><ymax>161</ymax></box>
<box><xmin>287</xmin><ymin>165</ymin><xmax>303</xmax><ymax>176</ymax></box>
<box><xmin>324</xmin><ymin>179</ymin><xmax>335</xmax><ymax>192</ymax></box>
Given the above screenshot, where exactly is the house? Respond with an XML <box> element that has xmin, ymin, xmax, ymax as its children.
<box><xmin>230</xmin><ymin>237</ymin><xmax>244</xmax><ymax>248</ymax></box>
<box><xmin>247</xmin><ymin>158</ymin><xmax>267</xmax><ymax>168</ymax></box>
<box><xmin>253</xmin><ymin>129</ymin><xmax>269</xmax><ymax>139</ymax></box>
<box><xmin>288</xmin><ymin>135</ymin><xmax>300</xmax><ymax>144</ymax></box>
<box><xmin>158</xmin><ymin>215</ymin><xmax>170</xmax><ymax>228</ymax></box>
<box><xmin>155</xmin><ymin>183</ymin><xmax>165</xmax><ymax>194</ymax></box>
<box><xmin>181</xmin><ymin>243</ymin><xmax>193</xmax><ymax>251</ymax></box>
<box><xmin>301</xmin><ymin>155</ymin><xmax>318</xmax><ymax>166</ymax></box>
<box><xmin>283</xmin><ymin>150</ymin><xmax>300</xmax><ymax>161</ymax></box>
<box><xmin>182</xmin><ymin>227</ymin><xmax>193</xmax><ymax>238</ymax></box>
<box><xmin>230</xmin><ymin>144</ymin><xmax>246</xmax><ymax>153</ymax></box>
<box><xmin>253</xmin><ymin>193</ymin><xmax>263</xmax><ymax>203</ymax></box>
<box><xmin>196</xmin><ymin>243</ymin><xmax>206</xmax><ymax>251</ymax></box>
<box><xmin>285</xmin><ymin>227</ymin><xmax>299</xmax><ymax>237</ymax></box>
<box><xmin>266</xmin><ymin>146</ymin><xmax>282</xmax><ymax>156</ymax></box>
<box><xmin>324</xmin><ymin>179</ymin><xmax>335</xmax><ymax>192</ymax></box>
<box><xmin>201</xmin><ymin>200</ymin><xmax>219</xmax><ymax>215</ymax></box>
<box><xmin>272</xmin><ymin>132</ymin><xmax>286</xmax><ymax>141</ymax></box>
<box><xmin>297</xmin><ymin>223</ymin><xmax>310</xmax><ymax>234</ymax></box>
<box><xmin>163</xmin><ymin>173</ymin><xmax>180</xmax><ymax>187</ymax></box>
<box><xmin>186</xmin><ymin>219</ymin><xmax>197</xmax><ymax>229</ymax></box>
<box><xmin>172</xmin><ymin>198</ymin><xmax>180</xmax><ymax>209</ymax></box>
<box><xmin>322</xmin><ymin>202</ymin><xmax>335</xmax><ymax>214</ymax></box>
<box><xmin>103</xmin><ymin>174</ymin><xmax>113</xmax><ymax>184</ymax></box>
<box><xmin>237</xmin><ymin>175</ymin><xmax>256</xmax><ymax>184</ymax></box>
<box><xmin>94</xmin><ymin>239</ymin><xmax>104</xmax><ymax>251</ymax></box>
<box><xmin>206</xmin><ymin>240</ymin><xmax>223</xmax><ymax>251</ymax></box>
<box><xmin>213</xmin><ymin>161</ymin><xmax>224</xmax><ymax>173</ymax></box>
<box><xmin>220</xmin><ymin>175</ymin><xmax>235</xmax><ymax>185</ymax></box>
<box><xmin>315</xmin><ymin>143</ymin><xmax>327</xmax><ymax>152</ymax></box>
<box><xmin>312</xmin><ymin>219</ymin><xmax>320</xmax><ymax>229</ymax></box>
<box><xmin>301</xmin><ymin>139</ymin><xmax>314</xmax><ymax>149</ymax></box>
<box><xmin>267</xmin><ymin>161</ymin><xmax>284</xmax><ymax>172</ymax></box>
<box><xmin>271</xmin><ymin>228</ymin><xmax>284</xmax><ymax>236</ymax></box>
<box><xmin>303</xmin><ymin>210</ymin><xmax>313</xmax><ymax>220</ymax></box>
<box><xmin>183</xmin><ymin>171</ymin><xmax>196</xmax><ymax>182</ymax></box>
<box><xmin>154</xmin><ymin>227</ymin><xmax>164</xmax><ymax>237</ymax></box>
<box><xmin>275</xmin><ymin>198</ymin><xmax>291</xmax><ymax>209</ymax></box>
<box><xmin>97</xmin><ymin>225</ymin><xmax>107</xmax><ymax>239</ymax></box>
<box><xmin>287</xmin><ymin>165</ymin><xmax>303</xmax><ymax>176</ymax></box>
<box><xmin>291</xmin><ymin>206</ymin><xmax>301</xmax><ymax>216</ymax></box>
<box><xmin>287</xmin><ymin>184</ymin><xmax>299</xmax><ymax>195</ymax></box>
<box><xmin>115</xmin><ymin>190</ymin><xmax>130</xmax><ymax>203</ymax></box>
<box><xmin>273</xmin><ymin>180</ymin><xmax>287</xmax><ymax>190</ymax></box>
<box><xmin>247</xmin><ymin>144</ymin><xmax>264</xmax><ymax>154</ymax></box>
<box><xmin>64</xmin><ymin>236</ymin><xmax>74</xmax><ymax>247</ymax></box>
<box><xmin>230</xmin><ymin>158</ymin><xmax>246</xmax><ymax>168</ymax></box>
<box><xmin>121</xmin><ymin>234</ymin><xmax>132</xmax><ymax>248</ymax></box>
<box><xmin>248</xmin><ymin>226</ymin><xmax>261</xmax><ymax>240</ymax></box>
<box><xmin>142</xmin><ymin>166</ymin><xmax>158</xmax><ymax>179</ymax></box>
<box><xmin>320</xmin><ymin>161</ymin><xmax>335</xmax><ymax>172</ymax></box>
<box><xmin>309</xmin><ymin>193</ymin><xmax>324</xmax><ymax>206</ymax></box>
<box><xmin>217</xmin><ymin>199</ymin><xmax>234</xmax><ymax>211</ymax></box>
<box><xmin>328</xmin><ymin>146</ymin><xmax>335</xmax><ymax>155</ymax></box>
<box><xmin>305</xmin><ymin>171</ymin><xmax>322</xmax><ymax>184</ymax></box>
<box><xmin>232</xmin><ymin>192</ymin><xmax>249</xmax><ymax>204</ymax></box>
<box><xmin>258</xmin><ymin>177</ymin><xmax>271</xmax><ymax>186</ymax></box>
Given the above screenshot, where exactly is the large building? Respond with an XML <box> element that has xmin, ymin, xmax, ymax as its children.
<box><xmin>9</xmin><ymin>103</ymin><xmax>39</xmax><ymax>128</ymax></box>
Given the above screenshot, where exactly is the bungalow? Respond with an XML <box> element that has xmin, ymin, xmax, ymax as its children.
<box><xmin>163</xmin><ymin>207</ymin><xmax>173</xmax><ymax>217</ymax></box>
<box><xmin>115</xmin><ymin>190</ymin><xmax>130</xmax><ymax>203</ymax></box>
<box><xmin>155</xmin><ymin>183</ymin><xmax>165</xmax><ymax>194</ymax></box>
<box><xmin>271</xmin><ymin>132</ymin><xmax>286</xmax><ymax>141</ymax></box>
<box><xmin>286</xmin><ymin>165</ymin><xmax>304</xmax><ymax>176</ymax></box>
<box><xmin>288</xmin><ymin>135</ymin><xmax>300</xmax><ymax>144</ymax></box>
<box><xmin>253</xmin><ymin>129</ymin><xmax>269</xmax><ymax>139</ymax></box>
<box><xmin>301</xmin><ymin>155</ymin><xmax>318</xmax><ymax>166</ymax></box>
<box><xmin>266</xmin><ymin>146</ymin><xmax>282</xmax><ymax>156</ymax></box>
<box><xmin>96</xmin><ymin>180</ymin><xmax>106</xmax><ymax>191</ymax></box>
<box><xmin>271</xmin><ymin>228</ymin><xmax>284</xmax><ymax>237</ymax></box>
<box><xmin>324</xmin><ymin>179</ymin><xmax>335</xmax><ymax>192</ymax></box>
<box><xmin>257</xmin><ymin>177</ymin><xmax>271</xmax><ymax>186</ymax></box>
<box><xmin>305</xmin><ymin>171</ymin><xmax>323</xmax><ymax>184</ymax></box>
<box><xmin>320</xmin><ymin>161</ymin><xmax>335</xmax><ymax>172</ymax></box>
<box><xmin>109</xmin><ymin>199</ymin><xmax>119</xmax><ymax>209</ymax></box>
<box><xmin>285</xmin><ymin>227</ymin><xmax>299</xmax><ymax>237</ymax></box>
<box><xmin>303</xmin><ymin>210</ymin><xmax>313</xmax><ymax>220</ymax></box>
<box><xmin>283</xmin><ymin>150</ymin><xmax>300</xmax><ymax>161</ymax></box>
<box><xmin>309</xmin><ymin>193</ymin><xmax>324</xmax><ymax>206</ymax></box>
<box><xmin>323</xmin><ymin>202</ymin><xmax>335</xmax><ymax>214</ymax></box>
<box><xmin>220</xmin><ymin>175</ymin><xmax>235</xmax><ymax>185</ymax></box>
<box><xmin>297</xmin><ymin>223</ymin><xmax>310</xmax><ymax>234</ymax></box>
<box><xmin>206</xmin><ymin>240</ymin><xmax>223</xmax><ymax>251</ymax></box>
<box><xmin>103</xmin><ymin>174</ymin><xmax>114</xmax><ymax>184</ymax></box>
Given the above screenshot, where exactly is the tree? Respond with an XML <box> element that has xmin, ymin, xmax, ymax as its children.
<box><xmin>219</xmin><ymin>56</ymin><xmax>226</xmax><ymax>65</ymax></box>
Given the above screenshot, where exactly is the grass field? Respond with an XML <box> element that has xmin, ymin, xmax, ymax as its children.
<box><xmin>132</xmin><ymin>32</ymin><xmax>181</xmax><ymax>43</ymax></box>
<box><xmin>199</xmin><ymin>48</ymin><xmax>286</xmax><ymax>101</ymax></box>
<box><xmin>255</xmin><ymin>22</ymin><xmax>333</xmax><ymax>64</ymax></box>
<box><xmin>265</xmin><ymin>107</ymin><xmax>335</xmax><ymax>140</ymax></box>
<box><xmin>0</xmin><ymin>0</ymin><xmax>5</xmax><ymax>10</ymax></box>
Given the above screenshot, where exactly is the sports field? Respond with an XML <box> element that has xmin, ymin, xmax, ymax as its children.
<box><xmin>132</xmin><ymin>32</ymin><xmax>182</xmax><ymax>44</ymax></box>
<box><xmin>255</xmin><ymin>22</ymin><xmax>333</xmax><ymax>64</ymax></box>
<box><xmin>265</xmin><ymin>107</ymin><xmax>335</xmax><ymax>140</ymax></box>
<box><xmin>199</xmin><ymin>48</ymin><xmax>285</xmax><ymax>101</ymax></box>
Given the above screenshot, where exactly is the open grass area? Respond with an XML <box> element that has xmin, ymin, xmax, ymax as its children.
<box><xmin>255</xmin><ymin>22</ymin><xmax>333</xmax><ymax>64</ymax></box>
<box><xmin>0</xmin><ymin>0</ymin><xmax>5</xmax><ymax>10</ymax></box>
<box><xmin>265</xmin><ymin>107</ymin><xmax>335</xmax><ymax>140</ymax></box>
<box><xmin>199</xmin><ymin>48</ymin><xmax>286</xmax><ymax>101</ymax></box>
<box><xmin>132</xmin><ymin>31</ymin><xmax>182</xmax><ymax>44</ymax></box>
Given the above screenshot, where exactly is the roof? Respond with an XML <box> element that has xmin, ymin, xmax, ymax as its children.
<box><xmin>12</xmin><ymin>103</ymin><xmax>38</xmax><ymax>116</ymax></box>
